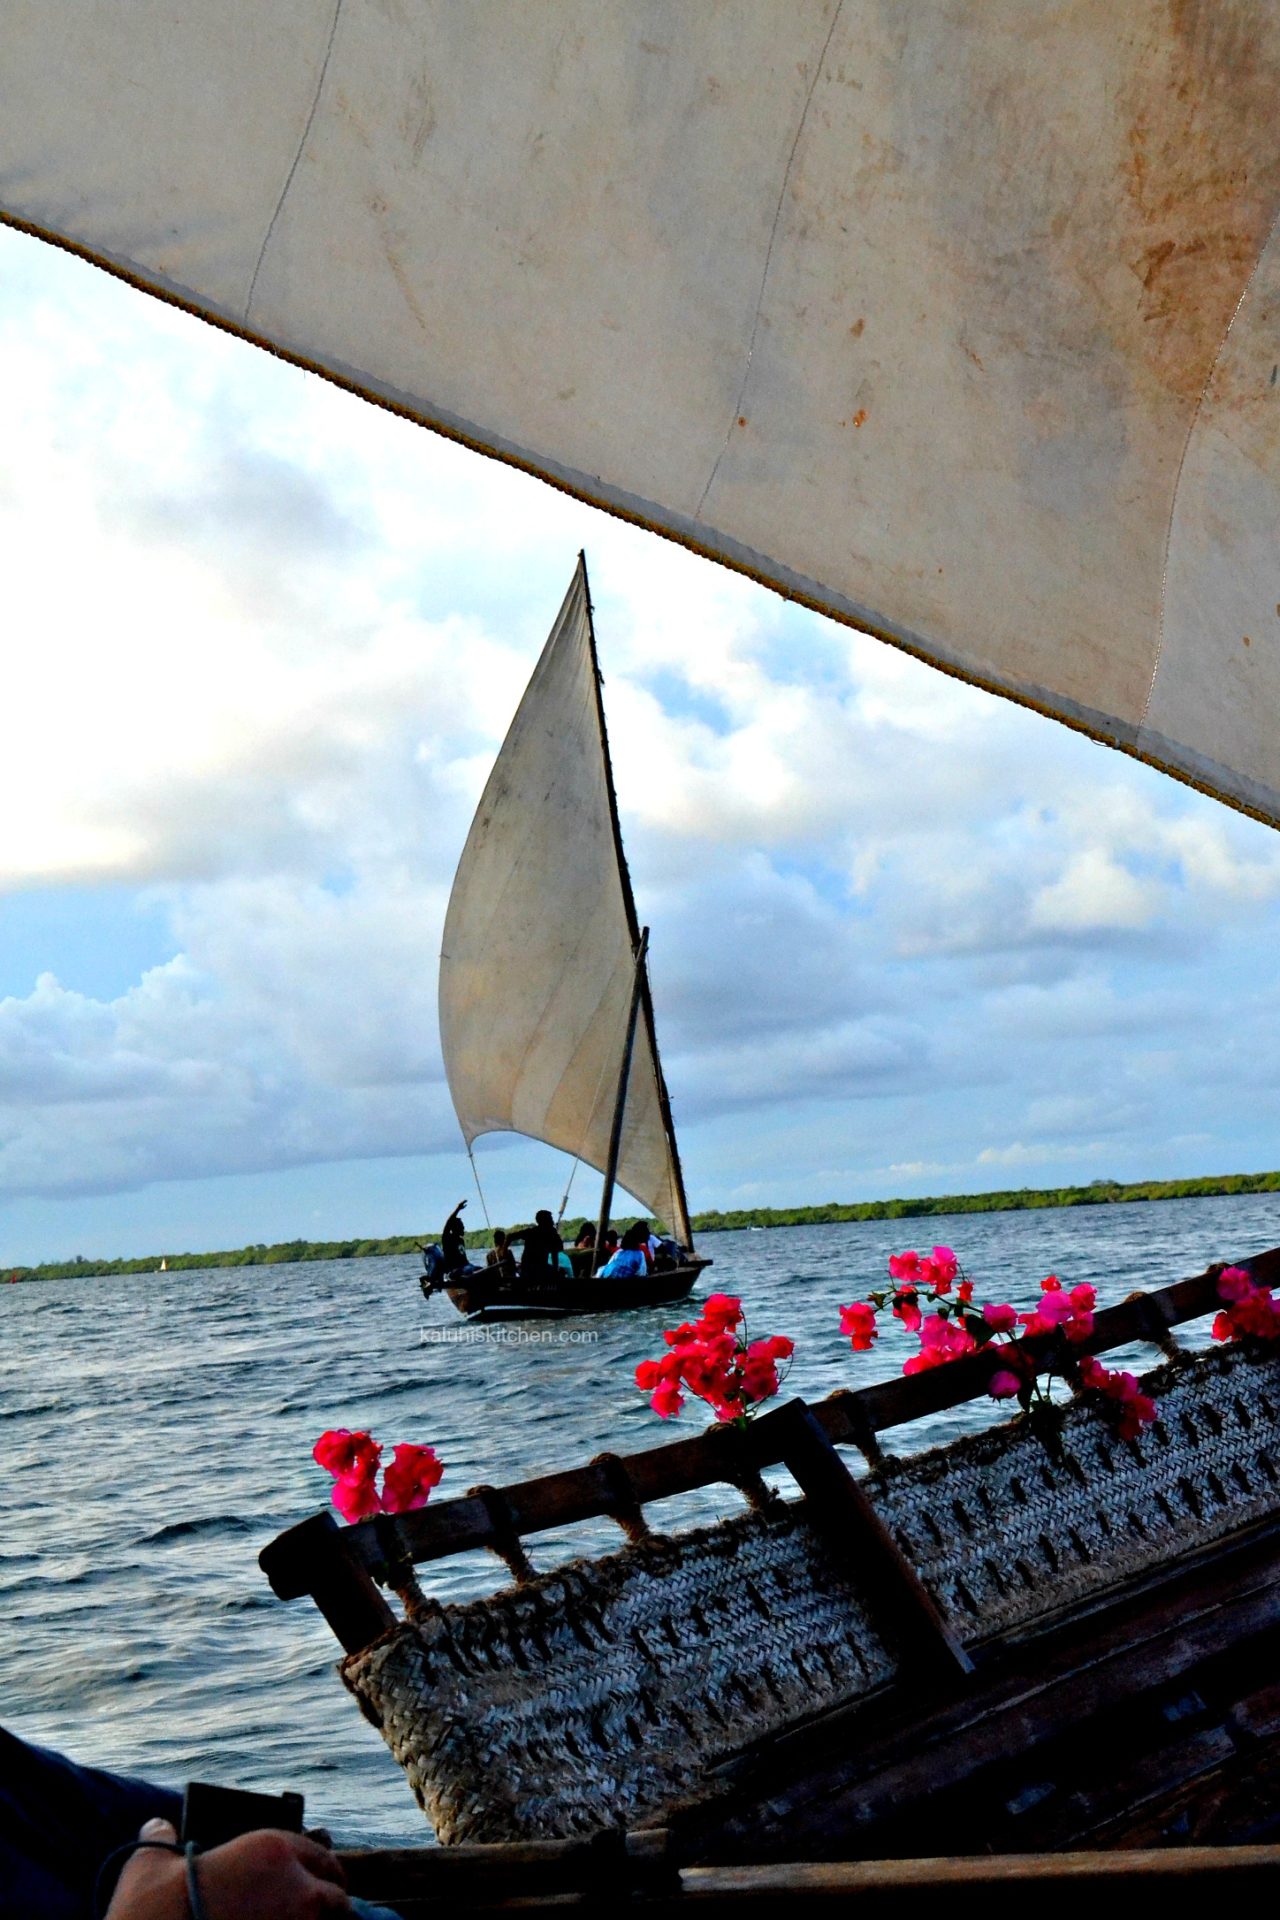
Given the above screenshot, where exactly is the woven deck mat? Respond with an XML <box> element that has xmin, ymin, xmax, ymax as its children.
<box><xmin>341</xmin><ymin>1342</ymin><xmax>1280</xmax><ymax>1843</ymax></box>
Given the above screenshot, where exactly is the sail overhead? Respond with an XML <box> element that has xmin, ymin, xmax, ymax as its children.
<box><xmin>5</xmin><ymin>7</ymin><xmax>1280</xmax><ymax>825</ymax></box>
<box><xmin>439</xmin><ymin>564</ymin><xmax>690</xmax><ymax>1242</ymax></box>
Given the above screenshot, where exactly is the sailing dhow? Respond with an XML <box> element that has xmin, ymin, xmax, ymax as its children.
<box><xmin>434</xmin><ymin>556</ymin><xmax>709</xmax><ymax>1319</ymax></box>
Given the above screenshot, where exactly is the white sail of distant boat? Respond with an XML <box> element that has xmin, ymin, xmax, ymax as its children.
<box><xmin>438</xmin><ymin>556</ymin><xmax>693</xmax><ymax>1248</ymax></box>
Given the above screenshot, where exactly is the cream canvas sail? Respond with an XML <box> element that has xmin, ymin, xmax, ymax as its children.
<box><xmin>5</xmin><ymin>7</ymin><xmax>1280</xmax><ymax>827</ymax></box>
<box><xmin>439</xmin><ymin>562</ymin><xmax>691</xmax><ymax>1244</ymax></box>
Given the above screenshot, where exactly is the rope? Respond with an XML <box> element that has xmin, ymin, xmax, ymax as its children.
<box><xmin>555</xmin><ymin>1157</ymin><xmax>581</xmax><ymax>1228</ymax></box>
<box><xmin>466</xmin><ymin>1145</ymin><xmax>492</xmax><ymax>1232</ymax></box>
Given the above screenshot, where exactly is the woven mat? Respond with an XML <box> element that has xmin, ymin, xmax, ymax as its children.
<box><xmin>341</xmin><ymin>1342</ymin><xmax>1280</xmax><ymax>1843</ymax></box>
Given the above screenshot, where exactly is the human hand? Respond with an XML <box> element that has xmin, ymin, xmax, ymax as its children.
<box><xmin>106</xmin><ymin>1816</ymin><xmax>350</xmax><ymax>1918</ymax></box>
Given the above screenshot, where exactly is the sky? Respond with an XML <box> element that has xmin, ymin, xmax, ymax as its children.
<box><xmin>3</xmin><ymin>223</ymin><xmax>1280</xmax><ymax>1267</ymax></box>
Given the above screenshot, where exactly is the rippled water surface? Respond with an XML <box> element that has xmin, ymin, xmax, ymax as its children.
<box><xmin>3</xmin><ymin>1194</ymin><xmax>1278</xmax><ymax>1844</ymax></box>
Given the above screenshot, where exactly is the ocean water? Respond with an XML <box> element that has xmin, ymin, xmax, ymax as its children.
<box><xmin>2</xmin><ymin>1193</ymin><xmax>1278</xmax><ymax>1846</ymax></box>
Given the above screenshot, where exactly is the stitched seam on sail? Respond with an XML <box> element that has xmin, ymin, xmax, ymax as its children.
<box><xmin>244</xmin><ymin>0</ymin><xmax>345</xmax><ymax>323</ymax></box>
<box><xmin>694</xmin><ymin>0</ymin><xmax>846</xmax><ymax>521</ymax></box>
<box><xmin>1143</xmin><ymin>193</ymin><xmax>1280</xmax><ymax>733</ymax></box>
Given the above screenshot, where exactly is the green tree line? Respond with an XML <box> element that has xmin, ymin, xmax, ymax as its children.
<box><xmin>5</xmin><ymin>1169</ymin><xmax>1279</xmax><ymax>1283</ymax></box>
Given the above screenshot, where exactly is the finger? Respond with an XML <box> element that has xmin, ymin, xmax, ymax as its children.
<box><xmin>106</xmin><ymin>1822</ymin><xmax>180</xmax><ymax>1914</ymax></box>
<box><xmin>279</xmin><ymin>1831</ymin><xmax>348</xmax><ymax>1888</ymax></box>
<box><xmin>314</xmin><ymin>1881</ymin><xmax>353</xmax><ymax>1912</ymax></box>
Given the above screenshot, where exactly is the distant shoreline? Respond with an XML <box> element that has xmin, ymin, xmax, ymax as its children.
<box><xmin>6</xmin><ymin>1169</ymin><xmax>1279</xmax><ymax>1282</ymax></box>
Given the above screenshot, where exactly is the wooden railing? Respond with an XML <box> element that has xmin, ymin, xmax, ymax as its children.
<box><xmin>260</xmin><ymin>1247</ymin><xmax>1280</xmax><ymax>1656</ymax></box>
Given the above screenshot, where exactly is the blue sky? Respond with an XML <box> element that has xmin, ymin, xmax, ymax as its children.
<box><xmin>4</xmin><ymin>222</ymin><xmax>1280</xmax><ymax>1267</ymax></box>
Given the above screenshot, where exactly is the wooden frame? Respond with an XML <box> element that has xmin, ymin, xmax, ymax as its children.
<box><xmin>261</xmin><ymin>1249</ymin><xmax>1280</xmax><ymax>1655</ymax></box>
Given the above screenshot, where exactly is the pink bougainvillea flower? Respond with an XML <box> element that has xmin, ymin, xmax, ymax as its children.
<box><xmin>1210</xmin><ymin>1266</ymin><xmax>1280</xmax><ymax>1344</ymax></box>
<box><xmin>650</xmin><ymin>1378</ymin><xmax>685</xmax><ymax>1419</ymax></box>
<box><xmin>1040</xmin><ymin>1274</ymin><xmax>1063</xmax><ymax>1292</ymax></box>
<box><xmin>380</xmin><ymin>1442</ymin><xmax>445</xmax><ymax>1515</ymax></box>
<box><xmin>1218</xmin><ymin>1266</ymin><xmax>1253</xmax><ymax>1302</ymax></box>
<box><xmin>742</xmin><ymin>1344</ymin><xmax>782</xmax><ymax>1402</ymax></box>
<box><xmin>924</xmin><ymin>1246</ymin><xmax>958</xmax><ymax>1291</ymax></box>
<box><xmin>983</xmin><ymin>1302</ymin><xmax>1017</xmax><ymax>1334</ymax></box>
<box><xmin>892</xmin><ymin>1290</ymin><xmax>923</xmax><ymax>1333</ymax></box>
<box><xmin>637</xmin><ymin>1300</ymin><xmax>794</xmax><ymax>1423</ymax></box>
<box><xmin>840</xmin><ymin>1302</ymin><xmax>879</xmax><ymax>1350</ymax></box>
<box><xmin>331</xmin><ymin>1468</ymin><xmax>382</xmax><ymax>1524</ymax></box>
<box><xmin>988</xmin><ymin>1369</ymin><xmax>1022</xmax><ymax>1399</ymax></box>
<box><xmin>662</xmin><ymin>1321</ymin><xmax>699</xmax><ymax>1347</ymax></box>
<box><xmin>1069</xmin><ymin>1283</ymin><xmax>1097</xmax><ymax>1311</ymax></box>
<box><xmin>698</xmin><ymin>1294</ymin><xmax>743</xmax><ymax>1333</ymax></box>
<box><xmin>888</xmin><ymin>1250</ymin><xmax>922</xmax><ymax>1283</ymax></box>
<box><xmin>956</xmin><ymin>1278</ymin><xmax>974</xmax><ymax>1305</ymax></box>
<box><xmin>904</xmin><ymin>1312</ymin><xmax>975</xmax><ymax>1377</ymax></box>
<box><xmin>903</xmin><ymin>1347</ymin><xmax>945</xmax><ymax>1376</ymax></box>
<box><xmin>1116</xmin><ymin>1392</ymin><xmax>1157</xmax><ymax>1440</ymax></box>
<box><xmin>313</xmin><ymin>1429</ymin><xmax>381</xmax><ymax>1479</ymax></box>
<box><xmin>1035</xmin><ymin>1289</ymin><xmax>1075</xmax><ymax>1327</ymax></box>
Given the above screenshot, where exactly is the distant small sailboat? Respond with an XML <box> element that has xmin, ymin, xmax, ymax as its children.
<box><xmin>433</xmin><ymin>556</ymin><xmax>710</xmax><ymax>1319</ymax></box>
<box><xmin>159</xmin><ymin>1258</ymin><xmax>168</xmax><ymax>1272</ymax></box>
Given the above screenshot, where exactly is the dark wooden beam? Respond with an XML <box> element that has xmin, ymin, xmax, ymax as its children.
<box><xmin>258</xmin><ymin>1511</ymin><xmax>395</xmax><ymax>1653</ymax></box>
<box><xmin>754</xmin><ymin>1400</ymin><xmax>973</xmax><ymax>1677</ymax></box>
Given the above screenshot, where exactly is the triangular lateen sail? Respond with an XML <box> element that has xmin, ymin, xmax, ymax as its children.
<box><xmin>438</xmin><ymin>563</ymin><xmax>691</xmax><ymax>1243</ymax></box>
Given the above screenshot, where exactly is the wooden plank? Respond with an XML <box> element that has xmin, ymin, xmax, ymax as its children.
<box><xmin>756</xmin><ymin>1400</ymin><xmax>973</xmax><ymax>1677</ymax></box>
<box><xmin>338</xmin><ymin>1843</ymin><xmax>1280</xmax><ymax>1917</ymax></box>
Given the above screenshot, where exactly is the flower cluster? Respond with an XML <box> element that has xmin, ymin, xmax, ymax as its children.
<box><xmin>636</xmin><ymin>1294</ymin><xmax>795</xmax><ymax>1425</ymax></box>
<box><xmin>1076</xmin><ymin>1357</ymin><xmax>1157</xmax><ymax>1441</ymax></box>
<box><xmin>1211</xmin><ymin>1265</ymin><xmax>1280</xmax><ymax>1344</ymax></box>
<box><xmin>312</xmin><ymin>1429</ymin><xmax>444</xmax><ymax>1523</ymax></box>
<box><xmin>840</xmin><ymin>1251</ymin><xmax>1156</xmax><ymax>1440</ymax></box>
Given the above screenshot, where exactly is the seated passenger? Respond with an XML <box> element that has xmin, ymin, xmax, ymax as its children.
<box><xmin>598</xmin><ymin>1243</ymin><xmax>646</xmax><ymax>1278</ymax></box>
<box><xmin>598</xmin><ymin>1222</ymin><xmax>651</xmax><ymax>1279</ymax></box>
<box><xmin>486</xmin><ymin>1229</ymin><xmax>517</xmax><ymax>1280</ymax></box>
<box><xmin>556</xmin><ymin>1249</ymin><xmax>574</xmax><ymax>1273</ymax></box>
<box><xmin>573</xmin><ymin>1223</ymin><xmax>597</xmax><ymax>1251</ymax></box>
<box><xmin>631</xmin><ymin>1221</ymin><xmax>656</xmax><ymax>1271</ymax></box>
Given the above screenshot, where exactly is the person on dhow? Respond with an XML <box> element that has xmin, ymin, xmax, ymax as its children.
<box><xmin>440</xmin><ymin>1199</ymin><xmax>470</xmax><ymax>1276</ymax></box>
<box><xmin>517</xmin><ymin>1208</ymin><xmax>563</xmax><ymax>1280</ymax></box>
<box><xmin>0</xmin><ymin>1725</ymin><xmax>401</xmax><ymax>1919</ymax></box>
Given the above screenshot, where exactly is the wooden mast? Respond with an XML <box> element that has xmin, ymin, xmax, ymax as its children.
<box><xmin>579</xmin><ymin>553</ymin><xmax>696</xmax><ymax>1250</ymax></box>
<box><xmin>594</xmin><ymin>928</ymin><xmax>648</xmax><ymax>1267</ymax></box>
